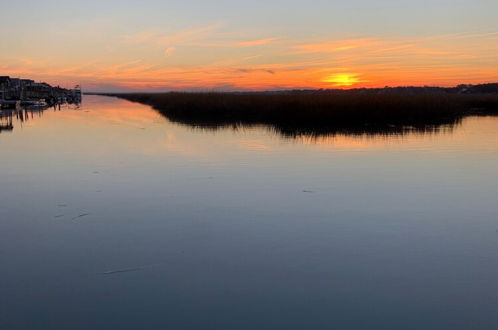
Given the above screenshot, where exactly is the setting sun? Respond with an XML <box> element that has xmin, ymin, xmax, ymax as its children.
<box><xmin>322</xmin><ymin>73</ymin><xmax>362</xmax><ymax>87</ymax></box>
<box><xmin>322</xmin><ymin>73</ymin><xmax>363</xmax><ymax>87</ymax></box>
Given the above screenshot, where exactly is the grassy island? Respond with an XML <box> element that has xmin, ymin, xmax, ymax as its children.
<box><xmin>96</xmin><ymin>87</ymin><xmax>498</xmax><ymax>136</ymax></box>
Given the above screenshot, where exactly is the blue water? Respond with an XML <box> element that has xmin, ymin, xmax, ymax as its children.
<box><xmin>1</xmin><ymin>96</ymin><xmax>498</xmax><ymax>329</ymax></box>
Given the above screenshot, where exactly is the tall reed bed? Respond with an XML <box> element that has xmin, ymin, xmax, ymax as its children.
<box><xmin>101</xmin><ymin>92</ymin><xmax>498</xmax><ymax>136</ymax></box>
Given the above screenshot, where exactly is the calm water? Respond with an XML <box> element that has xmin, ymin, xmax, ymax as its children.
<box><xmin>1</xmin><ymin>95</ymin><xmax>498</xmax><ymax>330</ymax></box>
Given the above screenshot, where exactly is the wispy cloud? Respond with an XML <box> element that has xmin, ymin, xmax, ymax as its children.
<box><xmin>236</xmin><ymin>38</ymin><xmax>278</xmax><ymax>47</ymax></box>
<box><xmin>159</xmin><ymin>23</ymin><xmax>224</xmax><ymax>46</ymax></box>
<box><xmin>120</xmin><ymin>23</ymin><xmax>225</xmax><ymax>47</ymax></box>
<box><xmin>294</xmin><ymin>38</ymin><xmax>380</xmax><ymax>53</ymax></box>
<box><xmin>120</xmin><ymin>23</ymin><xmax>225</xmax><ymax>58</ymax></box>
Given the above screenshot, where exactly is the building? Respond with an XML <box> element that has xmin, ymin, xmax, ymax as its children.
<box><xmin>0</xmin><ymin>76</ymin><xmax>11</xmax><ymax>100</ymax></box>
<box><xmin>0</xmin><ymin>76</ymin><xmax>81</xmax><ymax>106</ymax></box>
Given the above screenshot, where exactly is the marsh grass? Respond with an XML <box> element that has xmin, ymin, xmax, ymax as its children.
<box><xmin>98</xmin><ymin>92</ymin><xmax>498</xmax><ymax>137</ymax></box>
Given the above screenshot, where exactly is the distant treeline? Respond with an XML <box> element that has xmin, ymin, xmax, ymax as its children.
<box><xmin>93</xmin><ymin>84</ymin><xmax>498</xmax><ymax>136</ymax></box>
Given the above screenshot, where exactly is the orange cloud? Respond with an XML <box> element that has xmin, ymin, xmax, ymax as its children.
<box><xmin>237</xmin><ymin>38</ymin><xmax>278</xmax><ymax>47</ymax></box>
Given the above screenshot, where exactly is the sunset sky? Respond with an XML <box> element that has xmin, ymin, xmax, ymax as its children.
<box><xmin>1</xmin><ymin>0</ymin><xmax>498</xmax><ymax>91</ymax></box>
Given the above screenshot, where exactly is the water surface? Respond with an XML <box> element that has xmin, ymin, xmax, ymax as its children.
<box><xmin>1</xmin><ymin>95</ymin><xmax>498</xmax><ymax>329</ymax></box>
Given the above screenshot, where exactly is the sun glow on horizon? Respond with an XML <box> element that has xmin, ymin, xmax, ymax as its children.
<box><xmin>322</xmin><ymin>73</ymin><xmax>364</xmax><ymax>87</ymax></box>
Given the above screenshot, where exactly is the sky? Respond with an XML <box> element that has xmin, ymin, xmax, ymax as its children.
<box><xmin>1</xmin><ymin>0</ymin><xmax>497</xmax><ymax>91</ymax></box>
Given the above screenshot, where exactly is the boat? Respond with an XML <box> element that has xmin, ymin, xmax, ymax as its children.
<box><xmin>0</xmin><ymin>100</ymin><xmax>21</xmax><ymax>109</ymax></box>
<box><xmin>20</xmin><ymin>99</ymin><xmax>48</xmax><ymax>107</ymax></box>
